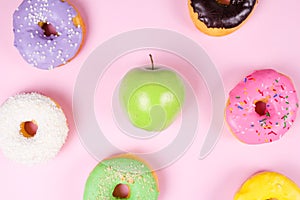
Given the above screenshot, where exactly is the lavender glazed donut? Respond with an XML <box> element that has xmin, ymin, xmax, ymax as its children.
<box><xmin>13</xmin><ymin>0</ymin><xmax>85</xmax><ymax>70</ymax></box>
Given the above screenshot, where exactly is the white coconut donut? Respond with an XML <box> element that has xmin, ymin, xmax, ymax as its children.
<box><xmin>0</xmin><ymin>93</ymin><xmax>68</xmax><ymax>164</ymax></box>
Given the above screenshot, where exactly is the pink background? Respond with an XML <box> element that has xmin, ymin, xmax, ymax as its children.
<box><xmin>1</xmin><ymin>0</ymin><xmax>300</xmax><ymax>199</ymax></box>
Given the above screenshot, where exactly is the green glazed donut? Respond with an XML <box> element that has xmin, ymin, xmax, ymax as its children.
<box><xmin>83</xmin><ymin>155</ymin><xmax>159</xmax><ymax>200</ymax></box>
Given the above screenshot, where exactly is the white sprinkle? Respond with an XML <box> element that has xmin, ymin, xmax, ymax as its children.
<box><xmin>48</xmin><ymin>65</ymin><xmax>54</xmax><ymax>70</ymax></box>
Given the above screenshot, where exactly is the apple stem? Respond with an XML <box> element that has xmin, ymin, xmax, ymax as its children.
<box><xmin>149</xmin><ymin>54</ymin><xmax>154</xmax><ymax>70</ymax></box>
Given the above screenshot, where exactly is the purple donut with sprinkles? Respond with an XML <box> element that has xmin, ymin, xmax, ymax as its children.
<box><xmin>13</xmin><ymin>0</ymin><xmax>85</xmax><ymax>70</ymax></box>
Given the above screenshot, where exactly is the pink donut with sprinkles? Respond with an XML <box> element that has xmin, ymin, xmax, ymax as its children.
<box><xmin>225</xmin><ymin>69</ymin><xmax>299</xmax><ymax>144</ymax></box>
<box><xmin>13</xmin><ymin>0</ymin><xmax>85</xmax><ymax>70</ymax></box>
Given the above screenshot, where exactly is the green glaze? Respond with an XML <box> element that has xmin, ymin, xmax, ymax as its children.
<box><xmin>83</xmin><ymin>156</ymin><xmax>159</xmax><ymax>200</ymax></box>
<box><xmin>119</xmin><ymin>67</ymin><xmax>185</xmax><ymax>131</ymax></box>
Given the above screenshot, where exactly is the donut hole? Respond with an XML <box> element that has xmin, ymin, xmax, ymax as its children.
<box><xmin>255</xmin><ymin>101</ymin><xmax>267</xmax><ymax>116</ymax></box>
<box><xmin>216</xmin><ymin>0</ymin><xmax>230</xmax><ymax>5</ymax></box>
<box><xmin>39</xmin><ymin>22</ymin><xmax>58</xmax><ymax>37</ymax></box>
<box><xmin>112</xmin><ymin>184</ymin><xmax>130</xmax><ymax>199</ymax></box>
<box><xmin>20</xmin><ymin>121</ymin><xmax>38</xmax><ymax>138</ymax></box>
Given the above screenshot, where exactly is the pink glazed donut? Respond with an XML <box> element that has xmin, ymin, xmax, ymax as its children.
<box><xmin>13</xmin><ymin>0</ymin><xmax>85</xmax><ymax>70</ymax></box>
<box><xmin>225</xmin><ymin>69</ymin><xmax>299</xmax><ymax>144</ymax></box>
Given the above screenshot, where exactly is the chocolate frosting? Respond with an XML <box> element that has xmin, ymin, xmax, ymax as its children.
<box><xmin>190</xmin><ymin>0</ymin><xmax>257</xmax><ymax>29</ymax></box>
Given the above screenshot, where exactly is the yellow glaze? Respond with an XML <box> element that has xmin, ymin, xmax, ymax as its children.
<box><xmin>234</xmin><ymin>171</ymin><xmax>300</xmax><ymax>200</ymax></box>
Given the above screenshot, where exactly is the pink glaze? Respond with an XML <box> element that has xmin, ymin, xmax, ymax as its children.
<box><xmin>225</xmin><ymin>69</ymin><xmax>299</xmax><ymax>144</ymax></box>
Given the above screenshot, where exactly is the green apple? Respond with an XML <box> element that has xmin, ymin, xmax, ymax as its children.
<box><xmin>119</xmin><ymin>54</ymin><xmax>185</xmax><ymax>131</ymax></box>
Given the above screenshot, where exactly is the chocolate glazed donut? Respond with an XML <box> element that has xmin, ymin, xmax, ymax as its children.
<box><xmin>188</xmin><ymin>0</ymin><xmax>258</xmax><ymax>36</ymax></box>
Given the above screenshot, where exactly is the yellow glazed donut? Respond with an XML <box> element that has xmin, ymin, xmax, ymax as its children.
<box><xmin>234</xmin><ymin>171</ymin><xmax>300</xmax><ymax>200</ymax></box>
<box><xmin>0</xmin><ymin>93</ymin><xmax>69</xmax><ymax>164</ymax></box>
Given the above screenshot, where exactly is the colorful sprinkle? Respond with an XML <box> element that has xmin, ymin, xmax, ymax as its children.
<box><xmin>226</xmin><ymin>69</ymin><xmax>298</xmax><ymax>144</ymax></box>
<box><xmin>258</xmin><ymin>89</ymin><xmax>264</xmax><ymax>96</ymax></box>
<box><xmin>268</xmin><ymin>131</ymin><xmax>277</xmax><ymax>135</ymax></box>
<box><xmin>237</xmin><ymin>105</ymin><xmax>243</xmax><ymax>110</ymax></box>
